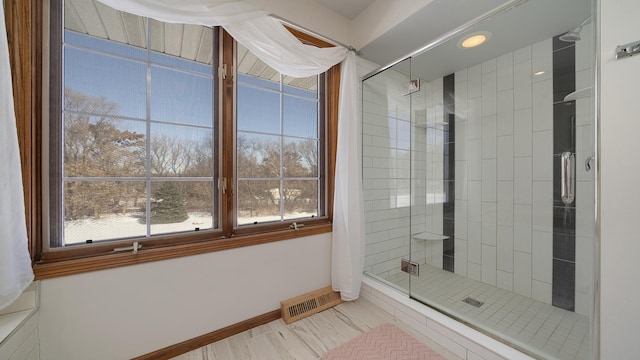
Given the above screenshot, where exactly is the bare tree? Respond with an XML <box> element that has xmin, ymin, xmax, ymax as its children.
<box><xmin>236</xmin><ymin>134</ymin><xmax>319</xmax><ymax>219</ymax></box>
<box><xmin>150</xmin><ymin>135</ymin><xmax>197</xmax><ymax>176</ymax></box>
<box><xmin>63</xmin><ymin>88</ymin><xmax>145</xmax><ymax>220</ymax></box>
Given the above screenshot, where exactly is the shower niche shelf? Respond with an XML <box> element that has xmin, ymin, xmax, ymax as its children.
<box><xmin>412</xmin><ymin>232</ymin><xmax>449</xmax><ymax>241</ymax></box>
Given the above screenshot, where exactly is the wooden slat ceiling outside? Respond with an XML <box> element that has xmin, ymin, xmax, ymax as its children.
<box><xmin>64</xmin><ymin>0</ymin><xmax>317</xmax><ymax>92</ymax></box>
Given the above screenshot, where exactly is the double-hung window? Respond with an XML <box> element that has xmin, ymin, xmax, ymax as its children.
<box><xmin>236</xmin><ymin>43</ymin><xmax>324</xmax><ymax>227</ymax></box>
<box><xmin>31</xmin><ymin>0</ymin><xmax>336</xmax><ymax>271</ymax></box>
<box><xmin>52</xmin><ymin>7</ymin><xmax>218</xmax><ymax>247</ymax></box>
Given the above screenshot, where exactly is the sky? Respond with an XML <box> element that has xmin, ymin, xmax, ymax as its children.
<box><xmin>64</xmin><ymin>30</ymin><xmax>319</xmax><ymax>142</ymax></box>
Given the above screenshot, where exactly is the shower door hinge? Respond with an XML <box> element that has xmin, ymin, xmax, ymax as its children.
<box><xmin>401</xmin><ymin>258</ymin><xmax>419</xmax><ymax>276</ymax></box>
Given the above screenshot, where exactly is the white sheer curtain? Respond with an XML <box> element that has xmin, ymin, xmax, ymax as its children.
<box><xmin>0</xmin><ymin>4</ymin><xmax>34</xmax><ymax>311</ymax></box>
<box><xmin>95</xmin><ymin>0</ymin><xmax>364</xmax><ymax>300</ymax></box>
<box><xmin>331</xmin><ymin>52</ymin><xmax>364</xmax><ymax>300</ymax></box>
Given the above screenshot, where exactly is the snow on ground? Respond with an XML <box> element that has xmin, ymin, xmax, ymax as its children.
<box><xmin>64</xmin><ymin>211</ymin><xmax>317</xmax><ymax>245</ymax></box>
<box><xmin>64</xmin><ymin>212</ymin><xmax>213</xmax><ymax>245</ymax></box>
<box><xmin>237</xmin><ymin>211</ymin><xmax>316</xmax><ymax>225</ymax></box>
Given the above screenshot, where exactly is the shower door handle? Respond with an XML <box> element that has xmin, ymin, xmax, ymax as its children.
<box><xmin>561</xmin><ymin>152</ymin><xmax>575</xmax><ymax>205</ymax></box>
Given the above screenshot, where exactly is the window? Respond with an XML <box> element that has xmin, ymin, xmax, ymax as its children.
<box><xmin>51</xmin><ymin>9</ymin><xmax>218</xmax><ymax>248</ymax></box>
<box><xmin>236</xmin><ymin>43</ymin><xmax>324</xmax><ymax>226</ymax></box>
<box><xmin>7</xmin><ymin>0</ymin><xmax>339</xmax><ymax>274</ymax></box>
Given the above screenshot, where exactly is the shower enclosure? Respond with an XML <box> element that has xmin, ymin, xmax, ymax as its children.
<box><xmin>362</xmin><ymin>0</ymin><xmax>596</xmax><ymax>359</ymax></box>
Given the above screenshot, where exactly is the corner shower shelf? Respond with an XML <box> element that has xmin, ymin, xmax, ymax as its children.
<box><xmin>564</xmin><ymin>87</ymin><xmax>592</xmax><ymax>101</ymax></box>
<box><xmin>412</xmin><ymin>232</ymin><xmax>449</xmax><ymax>241</ymax></box>
<box><xmin>414</xmin><ymin>120</ymin><xmax>449</xmax><ymax>129</ymax></box>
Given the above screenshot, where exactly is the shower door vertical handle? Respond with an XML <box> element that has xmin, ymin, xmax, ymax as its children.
<box><xmin>561</xmin><ymin>152</ymin><xmax>575</xmax><ymax>205</ymax></box>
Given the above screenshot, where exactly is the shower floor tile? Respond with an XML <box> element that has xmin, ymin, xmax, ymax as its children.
<box><xmin>386</xmin><ymin>264</ymin><xmax>591</xmax><ymax>360</ymax></box>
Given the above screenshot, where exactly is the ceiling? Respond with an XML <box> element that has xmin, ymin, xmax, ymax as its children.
<box><xmin>353</xmin><ymin>0</ymin><xmax>591</xmax><ymax>79</ymax></box>
<box><xmin>65</xmin><ymin>0</ymin><xmax>592</xmax><ymax>87</ymax></box>
<box><xmin>405</xmin><ymin>0</ymin><xmax>591</xmax><ymax>82</ymax></box>
<box><xmin>311</xmin><ymin>0</ymin><xmax>376</xmax><ymax>20</ymax></box>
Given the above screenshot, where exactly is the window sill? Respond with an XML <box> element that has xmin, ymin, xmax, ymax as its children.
<box><xmin>33</xmin><ymin>222</ymin><xmax>332</xmax><ymax>280</ymax></box>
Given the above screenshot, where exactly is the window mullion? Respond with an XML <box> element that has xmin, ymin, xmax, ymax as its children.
<box><xmin>279</xmin><ymin>73</ymin><xmax>285</xmax><ymax>222</ymax></box>
<box><xmin>145</xmin><ymin>18</ymin><xmax>152</xmax><ymax>238</ymax></box>
<box><xmin>221</xmin><ymin>30</ymin><xmax>235</xmax><ymax>238</ymax></box>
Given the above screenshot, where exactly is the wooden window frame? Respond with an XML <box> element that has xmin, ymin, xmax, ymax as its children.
<box><xmin>5</xmin><ymin>0</ymin><xmax>340</xmax><ymax>279</ymax></box>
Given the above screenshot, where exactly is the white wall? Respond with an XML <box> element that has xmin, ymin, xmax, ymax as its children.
<box><xmin>599</xmin><ymin>0</ymin><xmax>640</xmax><ymax>358</ymax></box>
<box><xmin>245</xmin><ymin>0</ymin><xmax>351</xmax><ymax>46</ymax></box>
<box><xmin>38</xmin><ymin>233</ymin><xmax>331</xmax><ymax>360</ymax></box>
<box><xmin>351</xmin><ymin>0</ymin><xmax>436</xmax><ymax>50</ymax></box>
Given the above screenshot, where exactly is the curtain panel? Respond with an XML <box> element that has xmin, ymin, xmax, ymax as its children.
<box><xmin>0</xmin><ymin>4</ymin><xmax>34</xmax><ymax>311</ymax></box>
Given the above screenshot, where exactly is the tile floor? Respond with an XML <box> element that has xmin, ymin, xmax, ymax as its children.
<box><xmin>384</xmin><ymin>263</ymin><xmax>591</xmax><ymax>360</ymax></box>
<box><xmin>170</xmin><ymin>299</ymin><xmax>460</xmax><ymax>360</ymax></box>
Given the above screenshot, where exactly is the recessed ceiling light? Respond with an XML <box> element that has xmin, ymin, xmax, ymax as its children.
<box><xmin>458</xmin><ymin>31</ymin><xmax>492</xmax><ymax>49</ymax></box>
<box><xmin>533</xmin><ymin>71</ymin><xmax>546</xmax><ymax>76</ymax></box>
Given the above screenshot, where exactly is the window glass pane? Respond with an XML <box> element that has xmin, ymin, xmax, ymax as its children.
<box><xmin>150</xmin><ymin>124</ymin><xmax>213</xmax><ymax>177</ymax></box>
<box><xmin>235</xmin><ymin>43</ymin><xmax>322</xmax><ymax>226</ymax></box>
<box><xmin>237</xmin><ymin>132</ymin><xmax>281</xmax><ymax>178</ymax></box>
<box><xmin>149</xmin><ymin>20</ymin><xmax>214</xmax><ymax>68</ymax></box>
<box><xmin>237</xmin><ymin>44</ymin><xmax>280</xmax><ymax>90</ymax></box>
<box><xmin>283</xmin><ymin>75</ymin><xmax>318</xmax><ymax>98</ymax></box>
<box><xmin>64</xmin><ymin>47</ymin><xmax>147</xmax><ymax>119</ymax></box>
<box><xmin>238</xmin><ymin>73</ymin><xmax>280</xmax><ymax>91</ymax></box>
<box><xmin>64</xmin><ymin>181</ymin><xmax>146</xmax><ymax>244</ymax></box>
<box><xmin>237</xmin><ymin>84</ymin><xmax>280</xmax><ymax>134</ymax></box>
<box><xmin>64</xmin><ymin>114</ymin><xmax>146</xmax><ymax>177</ymax></box>
<box><xmin>64</xmin><ymin>0</ymin><xmax>148</xmax><ymax>52</ymax></box>
<box><xmin>283</xmin><ymin>180</ymin><xmax>318</xmax><ymax>220</ymax></box>
<box><xmin>283</xmin><ymin>95</ymin><xmax>318</xmax><ymax>138</ymax></box>
<box><xmin>283</xmin><ymin>137</ymin><xmax>318</xmax><ymax>177</ymax></box>
<box><xmin>149</xmin><ymin>181</ymin><xmax>214</xmax><ymax>235</ymax></box>
<box><xmin>151</xmin><ymin>66</ymin><xmax>213</xmax><ymax>126</ymax></box>
<box><xmin>151</xmin><ymin>52</ymin><xmax>213</xmax><ymax>75</ymax></box>
<box><xmin>64</xmin><ymin>31</ymin><xmax>147</xmax><ymax>60</ymax></box>
<box><xmin>237</xmin><ymin>180</ymin><xmax>281</xmax><ymax>225</ymax></box>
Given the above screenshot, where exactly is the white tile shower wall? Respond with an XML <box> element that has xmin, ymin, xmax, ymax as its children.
<box><xmin>0</xmin><ymin>312</ymin><xmax>39</xmax><ymax>360</ymax></box>
<box><xmin>363</xmin><ymin>63</ymin><xmax>414</xmax><ymax>281</ymax></box>
<box><xmin>573</xmin><ymin>23</ymin><xmax>595</xmax><ymax>316</ymax></box>
<box><xmin>455</xmin><ymin>39</ymin><xmax>558</xmax><ymax>302</ymax></box>
<box><xmin>531</xmin><ymin>38</ymin><xmax>554</xmax><ymax>302</ymax></box>
<box><xmin>417</xmin><ymin>77</ymin><xmax>445</xmax><ymax>268</ymax></box>
<box><xmin>412</xmin><ymin>85</ymin><xmax>428</xmax><ymax>265</ymax></box>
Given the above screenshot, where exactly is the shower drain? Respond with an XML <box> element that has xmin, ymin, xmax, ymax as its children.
<box><xmin>462</xmin><ymin>297</ymin><xmax>484</xmax><ymax>308</ymax></box>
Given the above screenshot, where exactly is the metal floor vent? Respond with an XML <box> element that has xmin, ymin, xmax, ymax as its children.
<box><xmin>281</xmin><ymin>286</ymin><xmax>343</xmax><ymax>324</ymax></box>
<box><xmin>462</xmin><ymin>297</ymin><xmax>484</xmax><ymax>308</ymax></box>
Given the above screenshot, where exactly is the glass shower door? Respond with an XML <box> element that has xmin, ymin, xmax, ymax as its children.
<box><xmin>362</xmin><ymin>58</ymin><xmax>413</xmax><ymax>294</ymax></box>
<box><xmin>404</xmin><ymin>1</ymin><xmax>596</xmax><ymax>359</ymax></box>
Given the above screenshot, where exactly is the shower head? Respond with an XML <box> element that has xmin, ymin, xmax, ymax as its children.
<box><xmin>559</xmin><ymin>17</ymin><xmax>591</xmax><ymax>42</ymax></box>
